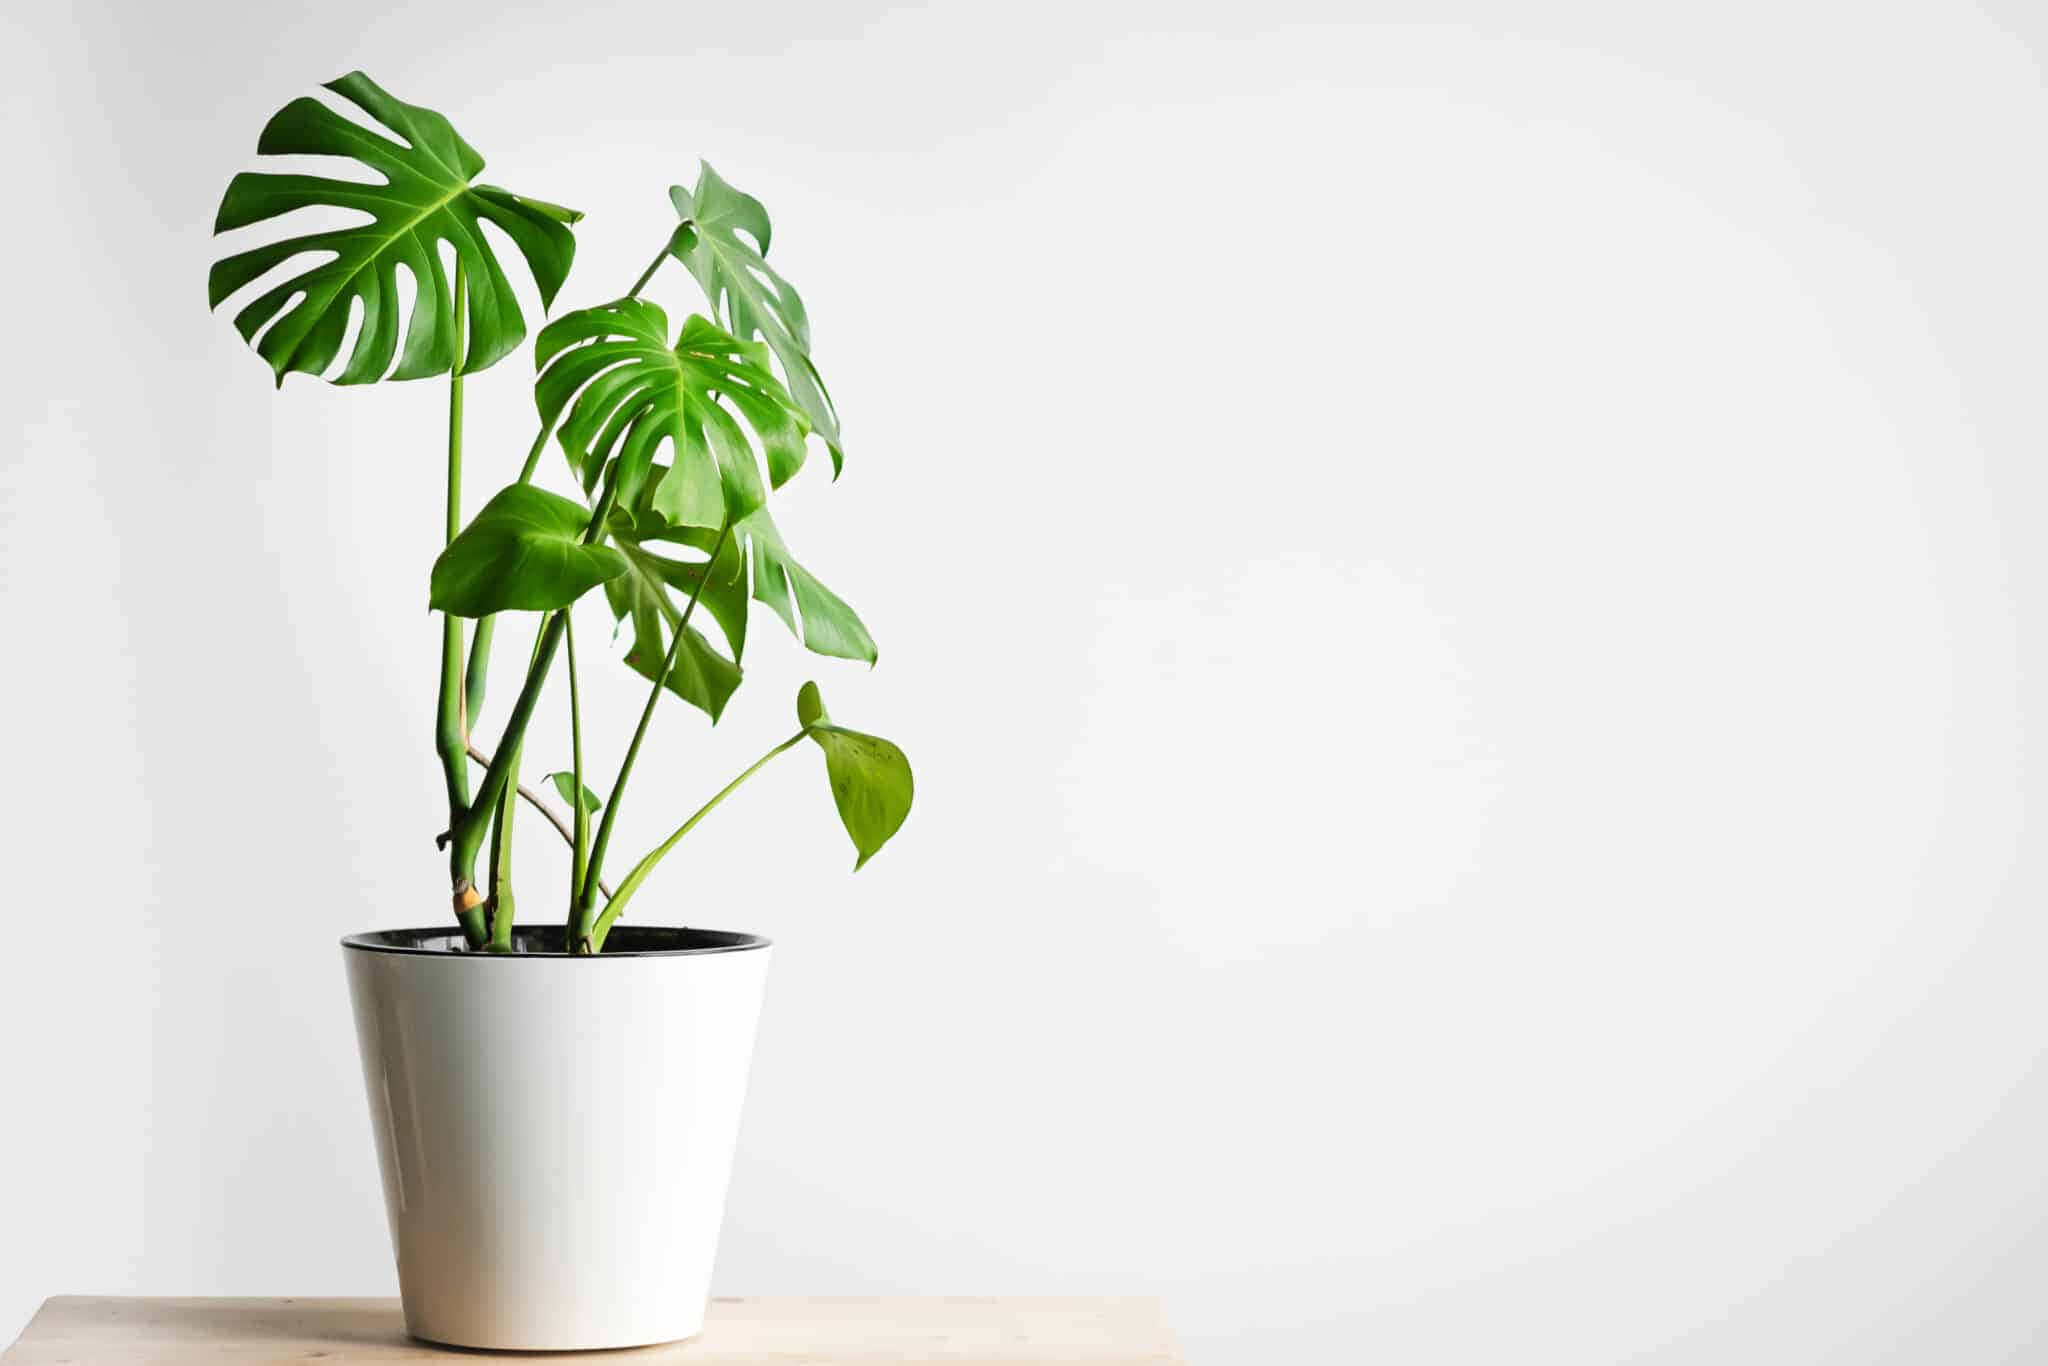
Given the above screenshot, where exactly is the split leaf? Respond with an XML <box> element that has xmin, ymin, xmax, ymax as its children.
<box><xmin>604</xmin><ymin>506</ymin><xmax>746</xmax><ymax>722</ymax></box>
<box><xmin>534</xmin><ymin>300</ymin><xmax>806</xmax><ymax>523</ymax></box>
<box><xmin>670</xmin><ymin>163</ymin><xmax>841</xmax><ymax>472</ymax></box>
<box><xmin>208</xmin><ymin>71</ymin><xmax>580</xmax><ymax>385</ymax></box>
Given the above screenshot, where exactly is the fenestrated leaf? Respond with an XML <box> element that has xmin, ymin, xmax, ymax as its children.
<box><xmin>670</xmin><ymin>163</ymin><xmax>842</xmax><ymax>472</ymax></box>
<box><xmin>797</xmin><ymin>683</ymin><xmax>912</xmax><ymax>870</ymax></box>
<box><xmin>609</xmin><ymin>476</ymin><xmax>751</xmax><ymax>662</ymax></box>
<box><xmin>429</xmin><ymin>484</ymin><xmax>627</xmax><ymax>617</ymax></box>
<box><xmin>209</xmin><ymin>71</ymin><xmax>580</xmax><ymax>385</ymax></box>
<box><xmin>627</xmin><ymin>464</ymin><xmax>876</xmax><ymax>666</ymax></box>
<box><xmin>624</xmin><ymin>629</ymin><xmax>741</xmax><ymax>723</ymax></box>
<box><xmin>742</xmin><ymin>505</ymin><xmax>875</xmax><ymax>664</ymax></box>
<box><xmin>545</xmin><ymin>772</ymin><xmax>603</xmax><ymax>813</ymax></box>
<box><xmin>533</xmin><ymin>299</ymin><xmax>807</xmax><ymax>522</ymax></box>
<box><xmin>602</xmin><ymin>500</ymin><xmax>746</xmax><ymax>721</ymax></box>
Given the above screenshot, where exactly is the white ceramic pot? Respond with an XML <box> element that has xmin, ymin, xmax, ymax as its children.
<box><xmin>342</xmin><ymin>925</ymin><xmax>771</xmax><ymax>1350</ymax></box>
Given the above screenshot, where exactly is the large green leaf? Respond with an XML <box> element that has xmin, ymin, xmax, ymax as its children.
<box><xmin>603</xmin><ymin>503</ymin><xmax>746</xmax><ymax>722</ymax></box>
<box><xmin>741</xmin><ymin>505</ymin><xmax>876</xmax><ymax>663</ymax></box>
<box><xmin>534</xmin><ymin>299</ymin><xmax>807</xmax><ymax>523</ymax></box>
<box><xmin>209</xmin><ymin>71</ymin><xmax>580</xmax><ymax>385</ymax></box>
<box><xmin>622</xmin><ymin>465</ymin><xmax>876</xmax><ymax>666</ymax></box>
<box><xmin>797</xmin><ymin>682</ymin><xmax>912</xmax><ymax>870</ymax></box>
<box><xmin>429</xmin><ymin>484</ymin><xmax>627</xmax><ymax>617</ymax></box>
<box><xmin>609</xmin><ymin>481</ymin><xmax>752</xmax><ymax>660</ymax></box>
<box><xmin>670</xmin><ymin>163</ymin><xmax>842</xmax><ymax>472</ymax></box>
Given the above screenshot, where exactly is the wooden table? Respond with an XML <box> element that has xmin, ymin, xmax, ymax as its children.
<box><xmin>2</xmin><ymin>1297</ymin><xmax>1185</xmax><ymax>1363</ymax></box>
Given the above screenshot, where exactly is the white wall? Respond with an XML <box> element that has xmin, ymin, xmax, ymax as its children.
<box><xmin>5</xmin><ymin>2</ymin><xmax>2048</xmax><ymax>1361</ymax></box>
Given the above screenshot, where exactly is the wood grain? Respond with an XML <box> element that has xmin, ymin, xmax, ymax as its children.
<box><xmin>1</xmin><ymin>1296</ymin><xmax>1186</xmax><ymax>1364</ymax></box>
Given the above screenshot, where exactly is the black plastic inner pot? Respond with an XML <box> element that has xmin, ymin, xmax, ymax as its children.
<box><xmin>340</xmin><ymin>926</ymin><xmax>770</xmax><ymax>957</ymax></box>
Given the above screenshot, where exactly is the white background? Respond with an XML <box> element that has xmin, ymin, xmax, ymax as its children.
<box><xmin>4</xmin><ymin>2</ymin><xmax>2046</xmax><ymax>1362</ymax></box>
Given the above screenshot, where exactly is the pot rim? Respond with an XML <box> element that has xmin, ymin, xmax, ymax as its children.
<box><xmin>340</xmin><ymin>925</ymin><xmax>771</xmax><ymax>958</ymax></box>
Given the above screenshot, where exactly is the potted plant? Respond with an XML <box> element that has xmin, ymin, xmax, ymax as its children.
<box><xmin>206</xmin><ymin>71</ymin><xmax>913</xmax><ymax>1351</ymax></box>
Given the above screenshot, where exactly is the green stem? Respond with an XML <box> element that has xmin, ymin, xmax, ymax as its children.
<box><xmin>566</xmin><ymin>611</ymin><xmax>589</xmax><ymax>933</ymax></box>
<box><xmin>449</xmin><ymin>474</ymin><xmax>620</xmax><ymax>891</ymax></box>
<box><xmin>451</xmin><ymin>615</ymin><xmax>562</xmax><ymax>890</ymax></box>
<box><xmin>576</xmin><ymin>522</ymin><xmax>731</xmax><ymax>936</ymax></box>
<box><xmin>589</xmin><ymin>732</ymin><xmax>807</xmax><ymax>953</ymax></box>
<box><xmin>435</xmin><ymin>262</ymin><xmax>485</xmax><ymax>947</ymax></box>
<box><xmin>465</xmin><ymin>741</ymin><xmax>613</xmax><ymax>899</ymax></box>
<box><xmin>628</xmin><ymin>235</ymin><xmax>677</xmax><ymax>298</ymax></box>
<box><xmin>485</xmin><ymin>615</ymin><xmax>550</xmax><ymax>949</ymax></box>
<box><xmin>458</xmin><ymin>236</ymin><xmax>675</xmax><ymax>738</ymax></box>
<box><xmin>462</xmin><ymin>620</ymin><xmax>493</xmax><ymax>733</ymax></box>
<box><xmin>486</xmin><ymin>746</ymin><xmax>518</xmax><ymax>952</ymax></box>
<box><xmin>463</xmin><ymin>415</ymin><xmax>557</xmax><ymax>725</ymax></box>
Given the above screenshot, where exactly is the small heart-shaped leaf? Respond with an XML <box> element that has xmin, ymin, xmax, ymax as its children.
<box><xmin>798</xmin><ymin>683</ymin><xmax>911</xmax><ymax>870</ymax></box>
<box><xmin>545</xmin><ymin>772</ymin><xmax>603</xmax><ymax>813</ymax></box>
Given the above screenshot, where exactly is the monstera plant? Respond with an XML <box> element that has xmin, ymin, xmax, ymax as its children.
<box><xmin>208</xmin><ymin>72</ymin><xmax>912</xmax><ymax>953</ymax></box>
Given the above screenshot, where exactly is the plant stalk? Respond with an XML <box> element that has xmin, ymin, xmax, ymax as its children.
<box><xmin>588</xmin><ymin>731</ymin><xmax>807</xmax><ymax>952</ymax></box>
<box><xmin>464</xmin><ymin>741</ymin><xmax>615</xmax><ymax>898</ymax></box>
<box><xmin>459</xmin><ymin>236</ymin><xmax>675</xmax><ymax>736</ymax></box>
<box><xmin>567</xmin><ymin>612</ymin><xmax>589</xmax><ymax>915</ymax></box>
<box><xmin>449</xmin><ymin>615</ymin><xmax>561</xmax><ymax>892</ymax></box>
<box><xmin>574</xmin><ymin>522</ymin><xmax>731</xmax><ymax>943</ymax></box>
<box><xmin>486</xmin><ymin>749</ymin><xmax>519</xmax><ymax>951</ymax></box>
<box><xmin>435</xmin><ymin>262</ymin><xmax>486</xmax><ymax>947</ymax></box>
<box><xmin>629</xmin><ymin>234</ymin><xmax>679</xmax><ymax>298</ymax></box>
<box><xmin>448</xmin><ymin>473</ymin><xmax>620</xmax><ymax>891</ymax></box>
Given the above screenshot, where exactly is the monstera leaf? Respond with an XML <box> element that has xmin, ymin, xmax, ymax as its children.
<box><xmin>796</xmin><ymin>682</ymin><xmax>912</xmax><ymax>869</ymax></box>
<box><xmin>534</xmin><ymin>299</ymin><xmax>808</xmax><ymax>523</ymax></box>
<box><xmin>669</xmin><ymin>164</ymin><xmax>841</xmax><ymax>472</ymax></box>
<box><xmin>618</xmin><ymin>464</ymin><xmax>876</xmax><ymax>669</ymax></box>
<box><xmin>429</xmin><ymin>484</ymin><xmax>627</xmax><ymax>617</ymax></box>
<box><xmin>603</xmin><ymin>497</ymin><xmax>749</xmax><ymax>722</ymax></box>
<box><xmin>741</xmin><ymin>505</ymin><xmax>875</xmax><ymax>663</ymax></box>
<box><xmin>608</xmin><ymin>487</ymin><xmax>751</xmax><ymax>657</ymax></box>
<box><xmin>208</xmin><ymin>71</ymin><xmax>580</xmax><ymax>385</ymax></box>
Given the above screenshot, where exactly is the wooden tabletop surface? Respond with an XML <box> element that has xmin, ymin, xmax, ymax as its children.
<box><xmin>2</xmin><ymin>1296</ymin><xmax>1185</xmax><ymax>1364</ymax></box>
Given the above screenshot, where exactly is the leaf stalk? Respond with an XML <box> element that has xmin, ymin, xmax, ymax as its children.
<box><xmin>567</xmin><ymin>612</ymin><xmax>590</xmax><ymax>915</ymax></box>
<box><xmin>459</xmin><ymin>234</ymin><xmax>676</xmax><ymax>750</ymax></box>
<box><xmin>589</xmin><ymin>731</ymin><xmax>806</xmax><ymax>952</ymax></box>
<box><xmin>436</xmin><ymin>262</ymin><xmax>486</xmax><ymax>947</ymax></box>
<box><xmin>574</xmin><ymin>521</ymin><xmax>732</xmax><ymax>943</ymax></box>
